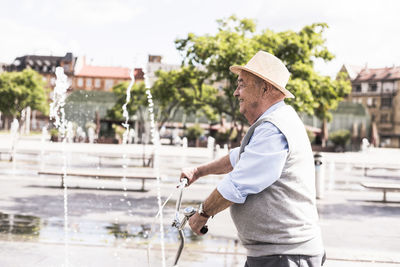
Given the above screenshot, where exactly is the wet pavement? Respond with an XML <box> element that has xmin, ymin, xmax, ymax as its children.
<box><xmin>0</xmin><ymin>135</ymin><xmax>400</xmax><ymax>266</ymax></box>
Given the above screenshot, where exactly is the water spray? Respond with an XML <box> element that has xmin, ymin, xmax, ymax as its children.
<box><xmin>50</xmin><ymin>66</ymin><xmax>70</xmax><ymax>267</ymax></box>
<box><xmin>142</xmin><ymin>63</ymin><xmax>167</xmax><ymax>267</ymax></box>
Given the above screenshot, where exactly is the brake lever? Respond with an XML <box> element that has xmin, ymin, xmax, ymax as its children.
<box><xmin>172</xmin><ymin>206</ymin><xmax>208</xmax><ymax>266</ymax></box>
<box><xmin>172</xmin><ymin>178</ymin><xmax>208</xmax><ymax>266</ymax></box>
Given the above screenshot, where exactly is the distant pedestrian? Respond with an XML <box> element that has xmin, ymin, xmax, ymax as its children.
<box><xmin>180</xmin><ymin>51</ymin><xmax>325</xmax><ymax>266</ymax></box>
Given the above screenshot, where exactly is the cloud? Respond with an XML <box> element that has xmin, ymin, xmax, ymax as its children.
<box><xmin>63</xmin><ymin>0</ymin><xmax>145</xmax><ymax>24</ymax></box>
<box><xmin>0</xmin><ymin>18</ymin><xmax>79</xmax><ymax>63</ymax></box>
<box><xmin>20</xmin><ymin>0</ymin><xmax>145</xmax><ymax>25</ymax></box>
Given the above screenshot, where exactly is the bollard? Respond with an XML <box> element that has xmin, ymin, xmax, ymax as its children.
<box><xmin>314</xmin><ymin>153</ymin><xmax>325</xmax><ymax>199</ymax></box>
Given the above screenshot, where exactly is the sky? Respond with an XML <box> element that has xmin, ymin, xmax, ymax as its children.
<box><xmin>1</xmin><ymin>0</ymin><xmax>400</xmax><ymax>77</ymax></box>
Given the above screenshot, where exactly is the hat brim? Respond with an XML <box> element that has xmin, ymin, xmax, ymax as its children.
<box><xmin>230</xmin><ymin>65</ymin><xmax>294</xmax><ymax>98</ymax></box>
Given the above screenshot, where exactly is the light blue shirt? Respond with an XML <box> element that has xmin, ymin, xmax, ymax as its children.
<box><xmin>217</xmin><ymin>101</ymin><xmax>288</xmax><ymax>204</ymax></box>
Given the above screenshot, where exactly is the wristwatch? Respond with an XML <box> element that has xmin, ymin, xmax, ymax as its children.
<box><xmin>198</xmin><ymin>202</ymin><xmax>211</xmax><ymax>218</ymax></box>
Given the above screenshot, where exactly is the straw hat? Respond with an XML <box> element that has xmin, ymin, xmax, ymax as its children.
<box><xmin>230</xmin><ymin>51</ymin><xmax>294</xmax><ymax>98</ymax></box>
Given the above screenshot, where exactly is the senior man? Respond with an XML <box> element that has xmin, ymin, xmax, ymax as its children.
<box><xmin>180</xmin><ymin>51</ymin><xmax>325</xmax><ymax>267</ymax></box>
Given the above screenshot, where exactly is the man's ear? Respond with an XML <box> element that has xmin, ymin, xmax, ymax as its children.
<box><xmin>262</xmin><ymin>82</ymin><xmax>270</xmax><ymax>94</ymax></box>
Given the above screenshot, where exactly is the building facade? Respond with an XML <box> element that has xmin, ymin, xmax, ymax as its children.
<box><xmin>73</xmin><ymin>57</ymin><xmax>144</xmax><ymax>91</ymax></box>
<box><xmin>146</xmin><ymin>55</ymin><xmax>180</xmax><ymax>87</ymax></box>
<box><xmin>341</xmin><ymin>64</ymin><xmax>400</xmax><ymax>148</ymax></box>
<box><xmin>4</xmin><ymin>52</ymin><xmax>76</xmax><ymax>89</ymax></box>
<box><xmin>2</xmin><ymin>52</ymin><xmax>144</xmax><ymax>132</ymax></box>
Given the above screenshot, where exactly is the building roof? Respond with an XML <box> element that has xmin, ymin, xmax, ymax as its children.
<box><xmin>76</xmin><ymin>65</ymin><xmax>144</xmax><ymax>80</ymax></box>
<box><xmin>353</xmin><ymin>66</ymin><xmax>400</xmax><ymax>82</ymax></box>
<box><xmin>5</xmin><ymin>52</ymin><xmax>76</xmax><ymax>75</ymax></box>
<box><xmin>341</xmin><ymin>64</ymin><xmax>364</xmax><ymax>80</ymax></box>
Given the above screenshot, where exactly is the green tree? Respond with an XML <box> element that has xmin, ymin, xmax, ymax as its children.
<box><xmin>151</xmin><ymin>66</ymin><xmax>218</xmax><ymax>128</ymax></box>
<box><xmin>0</xmin><ymin>69</ymin><xmax>48</xmax><ymax>119</ymax></box>
<box><xmin>175</xmin><ymin>15</ymin><xmax>351</xmax><ymax>146</ymax></box>
<box><xmin>107</xmin><ymin>81</ymin><xmax>147</xmax><ymax>120</ymax></box>
<box><xmin>107</xmin><ymin>81</ymin><xmax>148</xmax><ymax>141</ymax></box>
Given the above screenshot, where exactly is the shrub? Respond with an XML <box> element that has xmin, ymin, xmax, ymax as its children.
<box><xmin>49</xmin><ymin>128</ymin><xmax>59</xmax><ymax>142</ymax></box>
<box><xmin>112</xmin><ymin>124</ymin><xmax>125</xmax><ymax>143</ymax></box>
<box><xmin>184</xmin><ymin>124</ymin><xmax>204</xmax><ymax>141</ymax></box>
<box><xmin>215</xmin><ymin>128</ymin><xmax>237</xmax><ymax>145</ymax></box>
<box><xmin>329</xmin><ymin>129</ymin><xmax>351</xmax><ymax>150</ymax></box>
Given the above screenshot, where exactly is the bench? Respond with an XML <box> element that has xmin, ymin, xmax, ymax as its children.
<box><xmin>0</xmin><ymin>148</ymin><xmax>39</xmax><ymax>161</ymax></box>
<box><xmin>361</xmin><ymin>182</ymin><xmax>400</xmax><ymax>202</ymax></box>
<box><xmin>38</xmin><ymin>169</ymin><xmax>157</xmax><ymax>191</ymax></box>
<box><xmin>354</xmin><ymin>164</ymin><xmax>400</xmax><ymax>177</ymax></box>
<box><xmin>85</xmin><ymin>152</ymin><xmax>154</xmax><ymax>168</ymax></box>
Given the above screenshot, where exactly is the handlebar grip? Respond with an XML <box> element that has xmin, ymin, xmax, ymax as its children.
<box><xmin>200</xmin><ymin>226</ymin><xmax>208</xmax><ymax>234</ymax></box>
<box><xmin>181</xmin><ymin>177</ymin><xmax>189</xmax><ymax>186</ymax></box>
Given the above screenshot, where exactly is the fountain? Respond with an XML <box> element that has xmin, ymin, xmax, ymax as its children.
<box><xmin>182</xmin><ymin>137</ymin><xmax>188</xmax><ymax>148</ymax></box>
<box><xmin>143</xmin><ymin>63</ymin><xmax>167</xmax><ymax>267</ymax></box>
<box><xmin>66</xmin><ymin>122</ymin><xmax>74</xmax><ymax>144</ymax></box>
<box><xmin>88</xmin><ymin>127</ymin><xmax>95</xmax><ymax>144</ymax></box>
<box><xmin>119</xmin><ymin>68</ymin><xmax>136</xmax><ymax>206</ymax></box>
<box><xmin>40</xmin><ymin>126</ymin><xmax>48</xmax><ymax>170</ymax></box>
<box><xmin>49</xmin><ymin>66</ymin><xmax>70</xmax><ymax>267</ymax></box>
<box><xmin>10</xmin><ymin>118</ymin><xmax>19</xmax><ymax>171</ymax></box>
<box><xmin>128</xmin><ymin>128</ymin><xmax>135</xmax><ymax>144</ymax></box>
<box><xmin>207</xmin><ymin>136</ymin><xmax>215</xmax><ymax>159</ymax></box>
<box><xmin>76</xmin><ymin>126</ymin><xmax>86</xmax><ymax>143</ymax></box>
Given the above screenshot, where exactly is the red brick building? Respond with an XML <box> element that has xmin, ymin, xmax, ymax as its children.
<box><xmin>73</xmin><ymin>57</ymin><xmax>144</xmax><ymax>91</ymax></box>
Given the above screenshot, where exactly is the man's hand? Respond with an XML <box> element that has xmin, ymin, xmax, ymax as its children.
<box><xmin>180</xmin><ymin>167</ymin><xmax>199</xmax><ymax>186</ymax></box>
<box><xmin>188</xmin><ymin>212</ymin><xmax>208</xmax><ymax>235</ymax></box>
<box><xmin>179</xmin><ymin>154</ymin><xmax>233</xmax><ymax>186</ymax></box>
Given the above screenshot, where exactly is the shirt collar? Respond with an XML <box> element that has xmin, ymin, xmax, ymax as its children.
<box><xmin>255</xmin><ymin>100</ymin><xmax>285</xmax><ymax>123</ymax></box>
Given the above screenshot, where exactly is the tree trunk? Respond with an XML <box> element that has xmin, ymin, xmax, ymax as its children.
<box><xmin>4</xmin><ymin>116</ymin><xmax>9</xmax><ymax>131</ymax></box>
<box><xmin>321</xmin><ymin>119</ymin><xmax>328</xmax><ymax>148</ymax></box>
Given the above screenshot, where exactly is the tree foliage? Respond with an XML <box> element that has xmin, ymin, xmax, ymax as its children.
<box><xmin>0</xmin><ymin>68</ymin><xmax>48</xmax><ymax>118</ymax></box>
<box><xmin>107</xmin><ymin>81</ymin><xmax>147</xmax><ymax>120</ymax></box>
<box><xmin>175</xmin><ymin>15</ymin><xmax>351</xmax><ymax>137</ymax></box>
<box><xmin>151</xmin><ymin>66</ymin><xmax>218</xmax><ymax>127</ymax></box>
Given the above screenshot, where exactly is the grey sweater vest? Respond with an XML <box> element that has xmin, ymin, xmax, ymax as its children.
<box><xmin>230</xmin><ymin>104</ymin><xmax>324</xmax><ymax>257</ymax></box>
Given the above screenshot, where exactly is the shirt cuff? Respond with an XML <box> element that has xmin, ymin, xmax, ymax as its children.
<box><xmin>217</xmin><ymin>174</ymin><xmax>246</xmax><ymax>204</ymax></box>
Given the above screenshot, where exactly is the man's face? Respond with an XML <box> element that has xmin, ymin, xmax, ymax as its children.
<box><xmin>233</xmin><ymin>72</ymin><xmax>263</xmax><ymax>119</ymax></box>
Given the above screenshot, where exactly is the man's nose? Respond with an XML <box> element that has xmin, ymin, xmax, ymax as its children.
<box><xmin>233</xmin><ymin>87</ymin><xmax>239</xmax><ymax>97</ymax></box>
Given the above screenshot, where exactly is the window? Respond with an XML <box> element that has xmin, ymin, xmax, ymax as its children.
<box><xmin>368</xmin><ymin>83</ymin><xmax>377</xmax><ymax>92</ymax></box>
<box><xmin>105</xmin><ymin>79</ymin><xmax>114</xmax><ymax>91</ymax></box>
<box><xmin>367</xmin><ymin>98</ymin><xmax>377</xmax><ymax>107</ymax></box>
<box><xmin>77</xmin><ymin>78</ymin><xmax>83</xmax><ymax>87</ymax></box>
<box><xmin>381</xmin><ymin>97</ymin><xmax>392</xmax><ymax>108</ymax></box>
<box><xmin>380</xmin><ymin>114</ymin><xmax>388</xmax><ymax>123</ymax></box>
<box><xmin>353</xmin><ymin>84</ymin><xmax>361</xmax><ymax>92</ymax></box>
<box><xmin>95</xmin><ymin>79</ymin><xmax>101</xmax><ymax>88</ymax></box>
<box><xmin>86</xmin><ymin>78</ymin><xmax>92</xmax><ymax>88</ymax></box>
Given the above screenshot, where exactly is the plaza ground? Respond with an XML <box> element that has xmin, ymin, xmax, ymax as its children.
<box><xmin>0</xmin><ymin>134</ymin><xmax>399</xmax><ymax>266</ymax></box>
